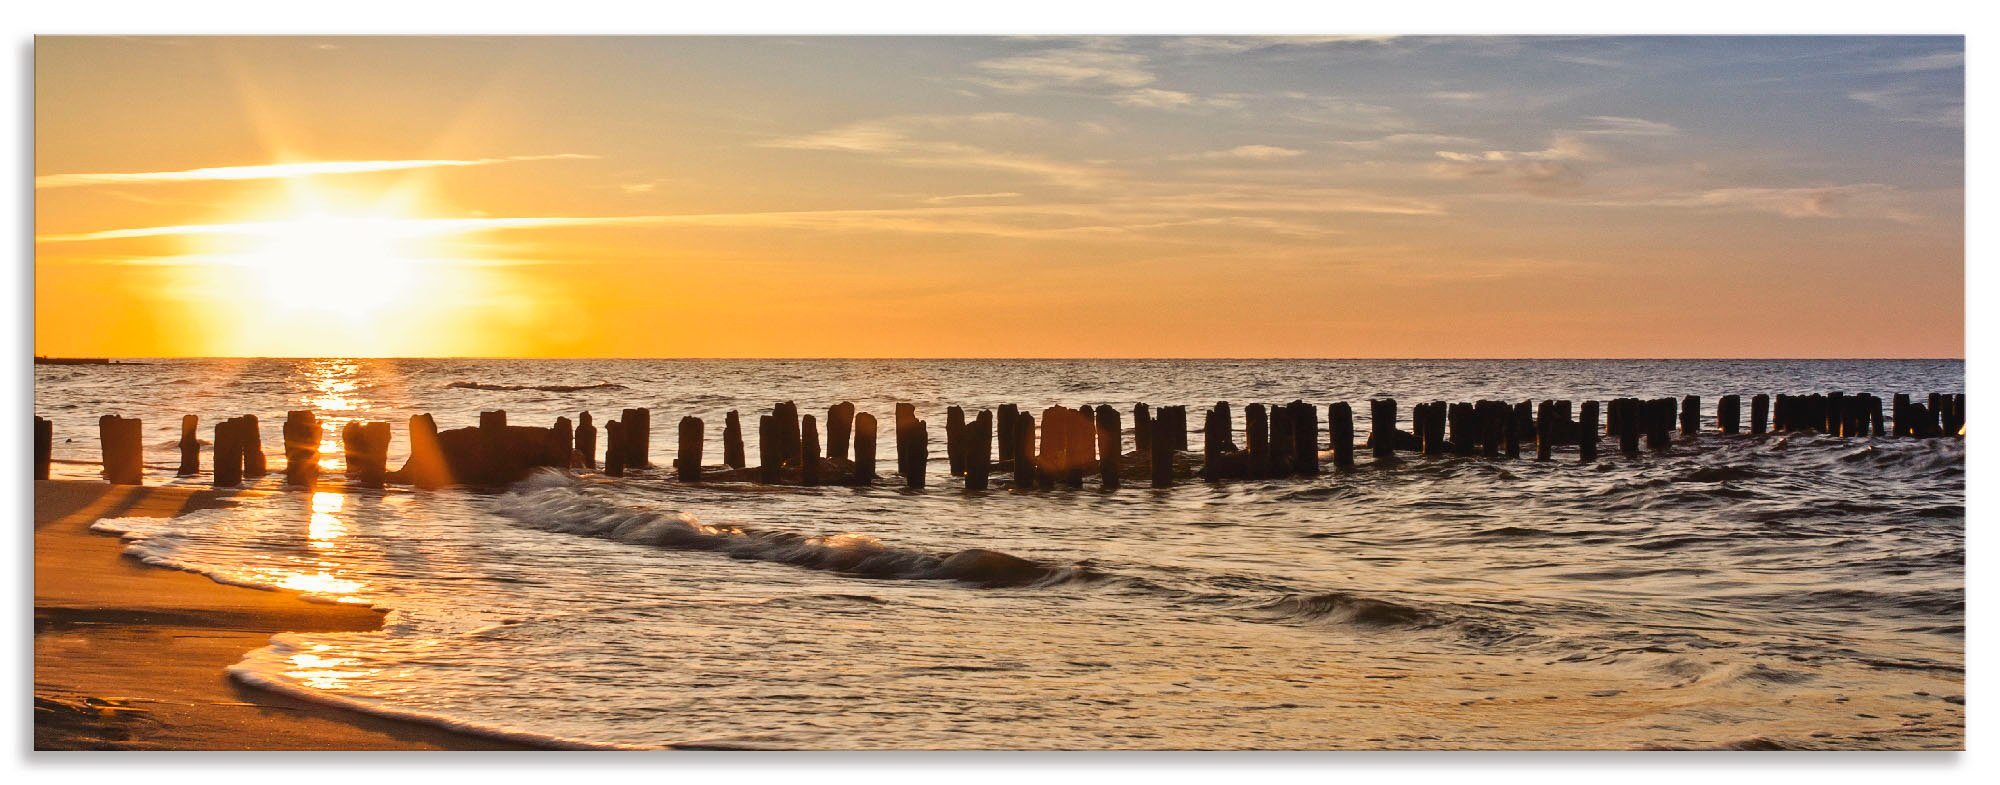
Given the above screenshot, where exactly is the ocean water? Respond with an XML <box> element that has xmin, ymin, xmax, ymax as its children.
<box><xmin>36</xmin><ymin>359</ymin><xmax>1965</xmax><ymax>749</ymax></box>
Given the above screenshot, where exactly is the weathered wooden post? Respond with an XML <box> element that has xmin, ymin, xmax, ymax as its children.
<box><xmin>1646</xmin><ymin>399</ymin><xmax>1672</xmax><ymax>451</ymax></box>
<box><xmin>363</xmin><ymin>421</ymin><xmax>390</xmax><ymax>486</ymax></box>
<box><xmin>1369</xmin><ymin>399</ymin><xmax>1396</xmax><ymax>461</ymax></box>
<box><xmin>1035</xmin><ymin>406</ymin><xmax>1064</xmax><ymax>491</ymax></box>
<box><xmin>1578</xmin><ymin>401</ymin><xmax>1599</xmax><ymax>462</ymax></box>
<box><xmin>828</xmin><ymin>402</ymin><xmax>855</xmax><ymax>462</ymax></box>
<box><xmin>1270</xmin><ymin>404</ymin><xmax>1297</xmax><ymax>476</ymax></box>
<box><xmin>678</xmin><ymin>416</ymin><xmax>704</xmax><ymax>482</ymax></box>
<box><xmin>1170</xmin><ymin>406</ymin><xmax>1191</xmax><ymax>452</ymax></box>
<box><xmin>1680</xmin><ymin>396</ymin><xmax>1701</xmax><ymax>438</ymax></box>
<box><xmin>853</xmin><ymin>412</ymin><xmax>878</xmax><ymax>483</ymax></box>
<box><xmin>284</xmin><ymin>411</ymin><xmax>321</xmax><ymax>487</ymax></box>
<box><xmin>966</xmin><ymin>410</ymin><xmax>993</xmax><ymax>491</ymax></box>
<box><xmin>1096</xmin><ymin>405</ymin><xmax>1121</xmax><ymax>489</ymax></box>
<box><xmin>576</xmin><ymin>412</ymin><xmax>598</xmax><ymax>469</ymax></box>
<box><xmin>1246</xmin><ymin>403</ymin><xmax>1270</xmax><ymax>478</ymax></box>
<box><xmin>1067</xmin><ymin>406</ymin><xmax>1092</xmax><ymax>488</ymax></box>
<box><xmin>897</xmin><ymin>408</ymin><xmax>927</xmax><ymax>489</ymax></box>
<box><xmin>946</xmin><ymin>406</ymin><xmax>966</xmax><ymax>477</ymax></box>
<box><xmin>1134</xmin><ymin>403</ymin><xmax>1153</xmax><ymax>453</ymax></box>
<box><xmin>398</xmin><ymin>413</ymin><xmax>444</xmax><ymax>488</ymax></box>
<box><xmin>1717</xmin><ymin>395</ymin><xmax>1740</xmax><ymax>435</ymax></box>
<box><xmin>215</xmin><ymin>418</ymin><xmax>243</xmax><ymax>487</ymax></box>
<box><xmin>99</xmin><ymin>415</ymin><xmax>143</xmax><ymax>486</ymax></box>
<box><xmin>606</xmin><ymin>419</ymin><xmax>627</xmax><ymax>478</ymax></box>
<box><xmin>1535</xmin><ymin>401</ymin><xmax>1554</xmax><ymax>460</ymax></box>
<box><xmin>1292</xmin><ymin>401</ymin><xmax>1318</xmax><ymax>475</ymax></box>
<box><xmin>341</xmin><ymin>421</ymin><xmax>385</xmax><ymax>487</ymax></box>
<box><xmin>1750</xmin><ymin>394</ymin><xmax>1769</xmax><ymax>435</ymax></box>
<box><xmin>1423</xmin><ymin>401</ymin><xmax>1449</xmax><ymax>457</ymax></box>
<box><xmin>621</xmin><ymin>407</ymin><xmax>652</xmax><ymax>468</ymax></box>
<box><xmin>1150</xmin><ymin>414</ymin><xmax>1174</xmax><ymax>489</ymax></box>
<box><xmin>1446</xmin><ymin>402</ymin><xmax>1474</xmax><ymax>457</ymax></box>
<box><xmin>1328</xmin><ymin>402</ymin><xmax>1355</xmax><ymax>469</ymax></box>
<box><xmin>1616</xmin><ymin>399</ymin><xmax>1640</xmax><ymax>456</ymax></box>
<box><xmin>997</xmin><ymin>404</ymin><xmax>1019</xmax><ymax>462</ymax></box>
<box><xmin>799</xmin><ymin>415</ymin><xmax>820</xmax><ymax>486</ymax></box>
<box><xmin>551</xmin><ymin>416</ymin><xmax>574</xmax><ymax>468</ymax></box>
<box><xmin>178</xmin><ymin>415</ymin><xmax>200</xmax><ymax>475</ymax></box>
<box><xmin>1011</xmin><ymin>411</ymin><xmax>1037</xmax><ymax>491</ymax></box>
<box><xmin>35</xmin><ymin>416</ymin><xmax>53</xmax><ymax>481</ymax></box>
<box><xmin>1202</xmin><ymin>404</ymin><xmax>1228</xmax><ymax>481</ymax></box>
<box><xmin>756</xmin><ymin>415</ymin><xmax>776</xmax><ymax>483</ymax></box>
<box><xmin>240</xmin><ymin>415</ymin><xmax>267</xmax><ymax>478</ymax></box>
<box><xmin>1868</xmin><ymin>394</ymin><xmax>1886</xmax><ymax>437</ymax></box>
<box><xmin>1891</xmin><ymin>393</ymin><xmax>1911</xmax><ymax>437</ymax></box>
<box><xmin>722</xmin><ymin>411</ymin><xmax>745</xmax><ymax>469</ymax></box>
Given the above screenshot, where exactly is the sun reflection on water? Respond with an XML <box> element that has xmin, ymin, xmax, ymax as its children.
<box><xmin>308</xmin><ymin>491</ymin><xmax>348</xmax><ymax>549</ymax></box>
<box><xmin>286</xmin><ymin>644</ymin><xmax>378</xmax><ymax>691</ymax></box>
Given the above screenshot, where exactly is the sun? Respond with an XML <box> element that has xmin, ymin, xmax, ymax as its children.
<box><xmin>202</xmin><ymin>186</ymin><xmax>440</xmax><ymax>323</ymax></box>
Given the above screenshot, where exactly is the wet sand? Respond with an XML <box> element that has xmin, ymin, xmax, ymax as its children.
<box><xmin>33</xmin><ymin>479</ymin><xmax>530</xmax><ymax>750</ymax></box>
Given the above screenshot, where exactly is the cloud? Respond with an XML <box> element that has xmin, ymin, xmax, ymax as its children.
<box><xmin>924</xmin><ymin>192</ymin><xmax>1022</xmax><ymax>204</ymax></box>
<box><xmin>1333</xmin><ymin>133</ymin><xmax>1483</xmax><ymax>150</ymax></box>
<box><xmin>1872</xmin><ymin>51</ymin><xmax>1963</xmax><ymax>73</ymax></box>
<box><xmin>1582</xmin><ymin>116</ymin><xmax>1679</xmax><ymax>136</ymax></box>
<box><xmin>970</xmin><ymin>46</ymin><xmax>1155</xmax><ymax>92</ymax></box>
<box><xmin>1848</xmin><ymin>86</ymin><xmax>1963</xmax><ymax>127</ymax></box>
<box><xmin>35</xmin><ymin>154</ymin><xmax>596</xmax><ymax>189</ymax></box>
<box><xmin>761</xmin><ymin>114</ymin><xmax>1110</xmax><ymax>188</ymax></box>
<box><xmin>1172</xmin><ymin>145</ymin><xmax>1304</xmax><ymax>162</ymax></box>
<box><xmin>1426</xmin><ymin>91</ymin><xmax>1486</xmax><ymax>102</ymax></box>
<box><xmin>1430</xmin><ymin>136</ymin><xmax>1597</xmax><ymax>190</ymax></box>
<box><xmin>1651</xmin><ymin>185</ymin><xmax>1919</xmax><ymax>222</ymax></box>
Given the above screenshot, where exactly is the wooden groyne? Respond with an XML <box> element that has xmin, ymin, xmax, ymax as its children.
<box><xmin>37</xmin><ymin>388</ymin><xmax>1966</xmax><ymax>490</ymax></box>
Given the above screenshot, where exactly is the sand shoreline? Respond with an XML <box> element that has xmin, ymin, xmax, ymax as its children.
<box><xmin>33</xmin><ymin>479</ymin><xmax>535</xmax><ymax>751</ymax></box>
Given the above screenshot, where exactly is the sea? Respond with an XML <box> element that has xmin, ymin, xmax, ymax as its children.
<box><xmin>34</xmin><ymin>358</ymin><xmax>1966</xmax><ymax>749</ymax></box>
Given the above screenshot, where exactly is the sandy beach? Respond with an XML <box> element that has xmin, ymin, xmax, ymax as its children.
<box><xmin>33</xmin><ymin>479</ymin><xmax>529</xmax><ymax>750</ymax></box>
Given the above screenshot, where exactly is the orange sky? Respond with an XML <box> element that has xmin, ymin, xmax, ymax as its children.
<box><xmin>34</xmin><ymin>36</ymin><xmax>1964</xmax><ymax>358</ymax></box>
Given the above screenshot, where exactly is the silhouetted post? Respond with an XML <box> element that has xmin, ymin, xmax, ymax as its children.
<box><xmin>215</xmin><ymin>418</ymin><xmax>243</xmax><ymax>487</ymax></box>
<box><xmin>678</xmin><ymin>416</ymin><xmax>703</xmax><ymax>482</ymax></box>
<box><xmin>1268</xmin><ymin>404</ymin><xmax>1295</xmax><ymax>476</ymax></box>
<box><xmin>1134</xmin><ymin>403</ymin><xmax>1153</xmax><ymax>453</ymax></box>
<box><xmin>1369</xmin><ymin>399</ymin><xmax>1396</xmax><ymax>461</ymax></box>
<box><xmin>234</xmin><ymin>415</ymin><xmax>264</xmax><ymax>478</ymax></box>
<box><xmin>1942</xmin><ymin>393</ymin><xmax>1965</xmax><ymax>437</ymax></box>
<box><xmin>341</xmin><ymin>421</ymin><xmax>388</xmax><ymax>488</ymax></box>
<box><xmin>799</xmin><ymin>415</ymin><xmax>820</xmax><ymax>486</ymax></box>
<box><xmin>1891</xmin><ymin>394</ymin><xmax>1911</xmax><ymax>437</ymax></box>
<box><xmin>1328</xmin><ymin>402</ymin><xmax>1355</xmax><ymax>469</ymax></box>
<box><xmin>1502</xmin><ymin>403</ymin><xmax>1522</xmax><ymax>459</ymax></box>
<box><xmin>35</xmin><ymin>416</ymin><xmax>53</xmax><ymax>481</ymax></box>
<box><xmin>1476</xmin><ymin>401</ymin><xmax>1502</xmax><ymax>459</ymax></box>
<box><xmin>550</xmin><ymin>416</ymin><xmax>574</xmax><ymax>468</ymax></box>
<box><xmin>997</xmin><ymin>404</ymin><xmax>1019</xmax><ymax>461</ymax></box>
<box><xmin>966</xmin><ymin>410</ymin><xmax>993</xmax><ymax>491</ymax></box>
<box><xmin>755</xmin><ymin>416</ymin><xmax>776</xmax><ymax>483</ymax></box>
<box><xmin>721</xmin><ymin>411</ymin><xmax>745</xmax><ymax>469</ymax></box>
<box><xmin>828</xmin><ymin>402</ymin><xmax>855</xmax><ymax>461</ymax></box>
<box><xmin>1159</xmin><ymin>405</ymin><xmax>1187</xmax><ymax>461</ymax></box>
<box><xmin>99</xmin><ymin>415</ymin><xmax>143</xmax><ymax>486</ymax></box>
<box><xmin>622</xmin><ymin>407</ymin><xmax>652</xmax><ymax>468</ymax></box>
<box><xmin>1578</xmin><ymin>401</ymin><xmax>1599</xmax><ymax>462</ymax></box>
<box><xmin>898</xmin><ymin>409</ymin><xmax>927</xmax><ymax>489</ymax></box>
<box><xmin>1202</xmin><ymin>404</ymin><xmax>1228</xmax><ymax>481</ymax></box>
<box><xmin>1423</xmin><ymin>401</ymin><xmax>1449</xmax><ymax>457</ymax></box>
<box><xmin>946</xmin><ymin>406</ymin><xmax>966</xmax><ymax>477</ymax></box>
<box><xmin>1151</xmin><ymin>415</ymin><xmax>1174</xmax><ymax>489</ymax></box>
<box><xmin>1292</xmin><ymin>401</ymin><xmax>1318</xmax><ymax>475</ymax></box>
<box><xmin>1680</xmin><ymin>396</ymin><xmax>1700</xmax><ymax>438</ymax></box>
<box><xmin>1035</xmin><ymin>406</ymin><xmax>1064</xmax><ymax>490</ymax></box>
<box><xmin>853</xmin><ymin>412</ymin><xmax>878</xmax><ymax>483</ymax></box>
<box><xmin>1717</xmin><ymin>395</ymin><xmax>1740</xmax><ymax>435</ymax></box>
<box><xmin>1750</xmin><ymin>395</ymin><xmax>1769</xmax><ymax>435</ymax></box>
<box><xmin>1011</xmin><ymin>411</ymin><xmax>1037</xmax><ymax>491</ymax></box>
<box><xmin>284</xmin><ymin>411</ymin><xmax>321</xmax><ymax>487</ymax></box>
<box><xmin>577</xmin><ymin>412</ymin><xmax>598</xmax><ymax>469</ymax></box>
<box><xmin>1067</xmin><ymin>406</ymin><xmax>1092</xmax><ymax>488</ymax></box>
<box><xmin>1446</xmin><ymin>402</ymin><xmax>1474</xmax><ymax>457</ymax></box>
<box><xmin>1616</xmin><ymin>399</ymin><xmax>1641</xmax><ymax>456</ymax></box>
<box><xmin>1868</xmin><ymin>395</ymin><xmax>1886</xmax><ymax>437</ymax></box>
<box><xmin>1646</xmin><ymin>399</ymin><xmax>1672</xmax><ymax>451</ymax></box>
<box><xmin>363</xmin><ymin>421</ymin><xmax>390</xmax><ymax>486</ymax></box>
<box><xmin>1245</xmin><ymin>403</ymin><xmax>1270</xmax><ymax>478</ymax></box>
<box><xmin>178</xmin><ymin>415</ymin><xmax>200</xmax><ymax>475</ymax></box>
<box><xmin>1535</xmin><ymin>401</ymin><xmax>1554</xmax><ymax>460</ymax></box>
<box><xmin>1096</xmin><ymin>406</ymin><xmax>1121</xmax><ymax>489</ymax></box>
<box><xmin>606</xmin><ymin>420</ymin><xmax>627</xmax><ymax>478</ymax></box>
<box><xmin>399</xmin><ymin>413</ymin><xmax>445</xmax><ymax>488</ymax></box>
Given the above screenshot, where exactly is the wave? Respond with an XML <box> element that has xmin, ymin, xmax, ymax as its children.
<box><xmin>492</xmin><ymin>471</ymin><xmax>1100</xmax><ymax>589</ymax></box>
<box><xmin>448</xmin><ymin>381</ymin><xmax>627</xmax><ymax>393</ymax></box>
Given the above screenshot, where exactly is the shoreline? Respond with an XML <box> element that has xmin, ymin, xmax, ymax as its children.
<box><xmin>33</xmin><ymin>479</ymin><xmax>535</xmax><ymax>751</ymax></box>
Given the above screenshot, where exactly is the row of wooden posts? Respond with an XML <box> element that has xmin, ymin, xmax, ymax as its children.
<box><xmin>36</xmin><ymin>390</ymin><xmax>1963</xmax><ymax>489</ymax></box>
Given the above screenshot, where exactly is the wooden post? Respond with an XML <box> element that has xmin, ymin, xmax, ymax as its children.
<box><xmin>1680</xmin><ymin>396</ymin><xmax>1700</xmax><ymax>438</ymax></box>
<box><xmin>1011</xmin><ymin>411</ymin><xmax>1036</xmax><ymax>491</ymax></box>
<box><xmin>1502</xmin><ymin>403</ymin><xmax>1522</xmax><ymax>459</ymax></box>
<box><xmin>1868</xmin><ymin>395</ymin><xmax>1885</xmax><ymax>437</ymax></box>
<box><xmin>946</xmin><ymin>405</ymin><xmax>966</xmax><ymax>477</ymax></box>
<box><xmin>551</xmin><ymin>416</ymin><xmax>574</xmax><ymax>468</ymax></box>
<box><xmin>400</xmin><ymin>413</ymin><xmax>444</xmax><ymax>488</ymax></box>
<box><xmin>722</xmin><ymin>411</ymin><xmax>745</xmax><ymax>469</ymax></box>
<box><xmin>622</xmin><ymin>407</ymin><xmax>652</xmax><ymax>468</ymax></box>
<box><xmin>363</xmin><ymin>422</ymin><xmax>390</xmax><ymax>487</ymax></box>
<box><xmin>1717</xmin><ymin>395</ymin><xmax>1741</xmax><ymax>435</ymax></box>
<box><xmin>577</xmin><ymin>411</ymin><xmax>598</xmax><ymax>469</ymax></box>
<box><xmin>334</xmin><ymin>421</ymin><xmax>361</xmax><ymax>487</ymax></box>
<box><xmin>1535</xmin><ymin>401</ymin><xmax>1554</xmax><ymax>460</ymax></box>
<box><xmin>1292</xmin><ymin>401</ymin><xmax>1318</xmax><ymax>475</ymax></box>
<box><xmin>899</xmin><ymin>410</ymin><xmax>927</xmax><ymax>489</ymax></box>
<box><xmin>214</xmin><ymin>418</ymin><xmax>243</xmax><ymax>487</ymax></box>
<box><xmin>1328</xmin><ymin>402</ymin><xmax>1355</xmax><ymax>469</ymax></box>
<box><xmin>1750</xmin><ymin>394</ymin><xmax>1769</xmax><ymax>435</ymax></box>
<box><xmin>1067</xmin><ymin>406</ymin><xmax>1092</xmax><ymax>488</ymax></box>
<box><xmin>1270</xmin><ymin>404</ymin><xmax>1296</xmax><ymax>476</ymax></box>
<box><xmin>1477</xmin><ymin>401</ymin><xmax>1502</xmax><ymax>459</ymax></box>
<box><xmin>853</xmin><ymin>413</ymin><xmax>878</xmax><ymax>483</ymax></box>
<box><xmin>1157</xmin><ymin>405</ymin><xmax>1186</xmax><ymax>463</ymax></box>
<box><xmin>1578</xmin><ymin>401</ymin><xmax>1599</xmax><ymax>462</ymax></box>
<box><xmin>1246</xmin><ymin>403</ymin><xmax>1270</xmax><ymax>478</ymax></box>
<box><xmin>178</xmin><ymin>415</ymin><xmax>200</xmax><ymax>475</ymax></box>
<box><xmin>1096</xmin><ymin>405</ymin><xmax>1121</xmax><ymax>489</ymax></box>
<box><xmin>1424</xmin><ymin>401</ymin><xmax>1449</xmax><ymax>457</ymax></box>
<box><xmin>1646</xmin><ymin>399</ymin><xmax>1672</xmax><ymax>451</ymax></box>
<box><xmin>966</xmin><ymin>410</ymin><xmax>993</xmax><ymax>491</ymax></box>
<box><xmin>285</xmin><ymin>411</ymin><xmax>321</xmax><ymax>487</ymax></box>
<box><xmin>606</xmin><ymin>420</ymin><xmax>627</xmax><ymax>478</ymax></box>
<box><xmin>1892</xmin><ymin>393</ymin><xmax>1910</xmax><ymax>437</ymax></box>
<box><xmin>828</xmin><ymin>402</ymin><xmax>855</xmax><ymax>462</ymax></box>
<box><xmin>99</xmin><ymin>415</ymin><xmax>143</xmax><ymax>486</ymax></box>
<box><xmin>1446</xmin><ymin>402</ymin><xmax>1473</xmax><ymax>456</ymax></box>
<box><xmin>1035</xmin><ymin>406</ymin><xmax>1063</xmax><ymax>490</ymax></box>
<box><xmin>1133</xmin><ymin>403</ymin><xmax>1153</xmax><ymax>453</ymax></box>
<box><xmin>678</xmin><ymin>416</ymin><xmax>703</xmax><ymax>482</ymax></box>
<box><xmin>1202</xmin><ymin>404</ymin><xmax>1228</xmax><ymax>481</ymax></box>
<box><xmin>799</xmin><ymin>415</ymin><xmax>820</xmax><ymax>486</ymax></box>
<box><xmin>1150</xmin><ymin>412</ymin><xmax>1174</xmax><ymax>489</ymax></box>
<box><xmin>35</xmin><ymin>416</ymin><xmax>53</xmax><ymax>481</ymax></box>
<box><xmin>1616</xmin><ymin>399</ymin><xmax>1640</xmax><ymax>456</ymax></box>
<box><xmin>1369</xmin><ymin>399</ymin><xmax>1396</xmax><ymax>460</ymax></box>
<box><xmin>997</xmin><ymin>404</ymin><xmax>1018</xmax><ymax>461</ymax></box>
<box><xmin>755</xmin><ymin>416</ymin><xmax>775</xmax><ymax>483</ymax></box>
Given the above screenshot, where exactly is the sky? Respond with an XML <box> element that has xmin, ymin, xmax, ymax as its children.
<box><xmin>34</xmin><ymin>36</ymin><xmax>1964</xmax><ymax>358</ymax></box>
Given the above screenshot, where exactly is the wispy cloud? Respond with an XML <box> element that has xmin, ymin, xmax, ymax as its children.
<box><xmin>761</xmin><ymin>114</ymin><xmax>1112</xmax><ymax>188</ymax></box>
<box><xmin>1848</xmin><ymin>86</ymin><xmax>1963</xmax><ymax>127</ymax></box>
<box><xmin>1431</xmin><ymin>136</ymin><xmax>1597</xmax><ymax>190</ymax></box>
<box><xmin>35</xmin><ymin>154</ymin><xmax>597</xmax><ymax>189</ymax></box>
<box><xmin>970</xmin><ymin>46</ymin><xmax>1155</xmax><ymax>92</ymax></box>
<box><xmin>1582</xmin><ymin>116</ymin><xmax>1679</xmax><ymax>136</ymax></box>
<box><xmin>1172</xmin><ymin>145</ymin><xmax>1304</xmax><ymax>162</ymax></box>
<box><xmin>1871</xmin><ymin>51</ymin><xmax>1963</xmax><ymax>74</ymax></box>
